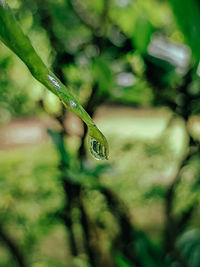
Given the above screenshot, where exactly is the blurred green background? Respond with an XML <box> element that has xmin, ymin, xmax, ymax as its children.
<box><xmin>1</xmin><ymin>0</ymin><xmax>200</xmax><ymax>266</ymax></box>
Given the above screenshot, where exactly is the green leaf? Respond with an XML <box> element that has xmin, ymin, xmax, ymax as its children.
<box><xmin>93</xmin><ymin>57</ymin><xmax>113</xmax><ymax>95</ymax></box>
<box><xmin>0</xmin><ymin>0</ymin><xmax>109</xmax><ymax>160</ymax></box>
<box><xmin>168</xmin><ymin>0</ymin><xmax>200</xmax><ymax>60</ymax></box>
<box><xmin>115</xmin><ymin>253</ymin><xmax>135</xmax><ymax>267</ymax></box>
<box><xmin>132</xmin><ymin>15</ymin><xmax>154</xmax><ymax>54</ymax></box>
<box><xmin>177</xmin><ymin>229</ymin><xmax>200</xmax><ymax>267</ymax></box>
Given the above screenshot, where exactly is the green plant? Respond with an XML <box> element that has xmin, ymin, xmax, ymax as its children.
<box><xmin>0</xmin><ymin>0</ymin><xmax>108</xmax><ymax>160</ymax></box>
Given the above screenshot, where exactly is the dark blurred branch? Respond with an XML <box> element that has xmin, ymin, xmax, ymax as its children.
<box><xmin>164</xmin><ymin>120</ymin><xmax>200</xmax><ymax>266</ymax></box>
<box><xmin>0</xmin><ymin>222</ymin><xmax>28</xmax><ymax>267</ymax></box>
<box><xmin>62</xmin><ymin>180</ymin><xmax>80</xmax><ymax>256</ymax></box>
<box><xmin>98</xmin><ymin>185</ymin><xmax>143</xmax><ymax>267</ymax></box>
<box><xmin>177</xmin><ymin>201</ymin><xmax>198</xmax><ymax>233</ymax></box>
<box><xmin>48</xmin><ymin>126</ymin><xmax>105</xmax><ymax>265</ymax></box>
<box><xmin>176</xmin><ymin>69</ymin><xmax>194</xmax><ymax>120</ymax></box>
<box><xmin>79</xmin><ymin>196</ymin><xmax>102</xmax><ymax>267</ymax></box>
<box><xmin>165</xmin><ymin>137</ymin><xmax>199</xmax><ymax>233</ymax></box>
<box><xmin>164</xmin><ymin>150</ymin><xmax>193</xmax><ymax>252</ymax></box>
<box><xmin>47</xmin><ymin>127</ymin><xmax>79</xmax><ymax>257</ymax></box>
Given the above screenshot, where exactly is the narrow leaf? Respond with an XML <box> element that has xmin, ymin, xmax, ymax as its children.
<box><xmin>0</xmin><ymin>0</ymin><xmax>109</xmax><ymax>160</ymax></box>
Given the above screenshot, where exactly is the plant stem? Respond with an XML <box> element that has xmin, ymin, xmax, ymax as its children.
<box><xmin>0</xmin><ymin>221</ymin><xmax>28</xmax><ymax>267</ymax></box>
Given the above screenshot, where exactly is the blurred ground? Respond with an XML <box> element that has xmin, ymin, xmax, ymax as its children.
<box><xmin>0</xmin><ymin>106</ymin><xmax>174</xmax><ymax>149</ymax></box>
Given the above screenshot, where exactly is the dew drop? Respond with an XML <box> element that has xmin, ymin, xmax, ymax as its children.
<box><xmin>89</xmin><ymin>136</ymin><xmax>107</xmax><ymax>160</ymax></box>
<box><xmin>47</xmin><ymin>75</ymin><xmax>61</xmax><ymax>89</ymax></box>
<box><xmin>69</xmin><ymin>100</ymin><xmax>76</xmax><ymax>108</ymax></box>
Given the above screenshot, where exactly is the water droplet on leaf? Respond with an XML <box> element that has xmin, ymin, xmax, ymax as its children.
<box><xmin>69</xmin><ymin>100</ymin><xmax>76</xmax><ymax>108</ymax></box>
<box><xmin>89</xmin><ymin>136</ymin><xmax>107</xmax><ymax>160</ymax></box>
<box><xmin>47</xmin><ymin>74</ymin><xmax>61</xmax><ymax>89</ymax></box>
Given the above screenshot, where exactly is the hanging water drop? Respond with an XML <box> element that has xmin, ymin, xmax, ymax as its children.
<box><xmin>89</xmin><ymin>136</ymin><xmax>107</xmax><ymax>160</ymax></box>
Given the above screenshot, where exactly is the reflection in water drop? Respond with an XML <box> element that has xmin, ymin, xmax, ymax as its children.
<box><xmin>69</xmin><ymin>100</ymin><xmax>76</xmax><ymax>108</ymax></box>
<box><xmin>89</xmin><ymin>136</ymin><xmax>107</xmax><ymax>160</ymax></box>
<box><xmin>47</xmin><ymin>75</ymin><xmax>61</xmax><ymax>89</ymax></box>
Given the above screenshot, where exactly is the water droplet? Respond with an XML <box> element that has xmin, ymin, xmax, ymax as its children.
<box><xmin>89</xmin><ymin>136</ymin><xmax>107</xmax><ymax>160</ymax></box>
<box><xmin>69</xmin><ymin>100</ymin><xmax>76</xmax><ymax>108</ymax></box>
<box><xmin>47</xmin><ymin>75</ymin><xmax>61</xmax><ymax>89</ymax></box>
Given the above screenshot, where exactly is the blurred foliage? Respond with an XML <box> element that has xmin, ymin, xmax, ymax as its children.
<box><xmin>1</xmin><ymin>0</ymin><xmax>200</xmax><ymax>266</ymax></box>
<box><xmin>169</xmin><ymin>0</ymin><xmax>200</xmax><ymax>60</ymax></box>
